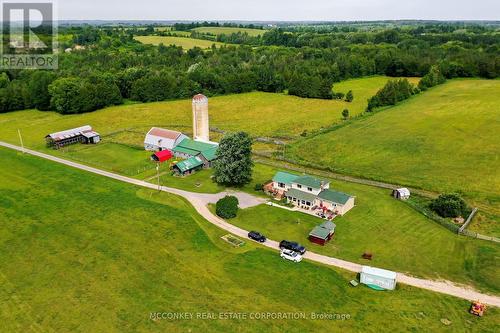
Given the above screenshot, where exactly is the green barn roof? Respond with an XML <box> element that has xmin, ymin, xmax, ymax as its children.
<box><xmin>293</xmin><ymin>175</ymin><xmax>329</xmax><ymax>189</ymax></box>
<box><xmin>174</xmin><ymin>156</ymin><xmax>204</xmax><ymax>173</ymax></box>
<box><xmin>176</xmin><ymin>138</ymin><xmax>217</xmax><ymax>153</ymax></box>
<box><xmin>272</xmin><ymin>171</ymin><xmax>300</xmax><ymax>186</ymax></box>
<box><xmin>172</xmin><ymin>145</ymin><xmax>199</xmax><ymax>155</ymax></box>
<box><xmin>318</xmin><ymin>190</ymin><xmax>352</xmax><ymax>205</ymax></box>
<box><xmin>200</xmin><ymin>146</ymin><xmax>218</xmax><ymax>161</ymax></box>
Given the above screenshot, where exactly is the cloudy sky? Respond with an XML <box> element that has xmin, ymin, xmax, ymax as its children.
<box><xmin>58</xmin><ymin>0</ymin><xmax>498</xmax><ymax>21</ymax></box>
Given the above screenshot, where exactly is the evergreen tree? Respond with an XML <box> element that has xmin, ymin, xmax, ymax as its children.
<box><xmin>345</xmin><ymin>90</ymin><xmax>354</xmax><ymax>102</ymax></box>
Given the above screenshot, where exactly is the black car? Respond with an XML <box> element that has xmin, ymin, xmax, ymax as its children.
<box><xmin>248</xmin><ymin>231</ymin><xmax>266</xmax><ymax>243</ymax></box>
<box><xmin>279</xmin><ymin>240</ymin><xmax>306</xmax><ymax>254</ymax></box>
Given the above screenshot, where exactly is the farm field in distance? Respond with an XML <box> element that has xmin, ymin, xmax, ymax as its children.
<box><xmin>289</xmin><ymin>79</ymin><xmax>500</xmax><ymax>234</ymax></box>
<box><xmin>1</xmin><ymin>147</ymin><xmax>498</xmax><ymax>332</ymax></box>
<box><xmin>191</xmin><ymin>26</ymin><xmax>266</xmax><ymax>36</ymax></box>
<box><xmin>134</xmin><ymin>35</ymin><xmax>228</xmax><ymax>49</ymax></box>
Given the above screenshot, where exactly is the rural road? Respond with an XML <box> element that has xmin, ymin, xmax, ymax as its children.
<box><xmin>1</xmin><ymin>141</ymin><xmax>499</xmax><ymax>307</ymax></box>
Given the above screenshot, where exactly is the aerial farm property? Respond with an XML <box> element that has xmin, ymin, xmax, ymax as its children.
<box><xmin>0</xmin><ymin>6</ymin><xmax>499</xmax><ymax>331</ymax></box>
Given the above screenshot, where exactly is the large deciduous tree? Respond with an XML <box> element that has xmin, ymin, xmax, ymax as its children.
<box><xmin>213</xmin><ymin>132</ymin><xmax>253</xmax><ymax>186</ymax></box>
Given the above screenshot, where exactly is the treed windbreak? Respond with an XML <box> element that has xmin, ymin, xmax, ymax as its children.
<box><xmin>0</xmin><ymin>23</ymin><xmax>498</xmax><ymax>114</ymax></box>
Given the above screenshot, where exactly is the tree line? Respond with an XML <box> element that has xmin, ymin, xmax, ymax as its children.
<box><xmin>0</xmin><ymin>23</ymin><xmax>498</xmax><ymax>114</ymax></box>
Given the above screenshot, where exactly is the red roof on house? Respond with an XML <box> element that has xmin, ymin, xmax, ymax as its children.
<box><xmin>152</xmin><ymin>150</ymin><xmax>173</xmax><ymax>163</ymax></box>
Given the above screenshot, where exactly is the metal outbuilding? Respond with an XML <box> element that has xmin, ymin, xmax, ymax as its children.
<box><xmin>45</xmin><ymin>125</ymin><xmax>100</xmax><ymax>149</ymax></box>
<box><xmin>393</xmin><ymin>188</ymin><xmax>411</xmax><ymax>200</ymax></box>
<box><xmin>360</xmin><ymin>266</ymin><xmax>397</xmax><ymax>290</ymax></box>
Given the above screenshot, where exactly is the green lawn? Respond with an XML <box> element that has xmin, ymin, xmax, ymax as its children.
<box><xmin>192</xmin><ymin>27</ymin><xmax>266</xmax><ymax>36</ymax></box>
<box><xmin>134</xmin><ymin>35</ymin><xmax>228</xmax><ymax>49</ymax></box>
<box><xmin>141</xmin><ymin>163</ymin><xmax>275</xmax><ymax>196</ymax></box>
<box><xmin>289</xmin><ymin>79</ymin><xmax>500</xmax><ymax>233</ymax></box>
<box><xmin>1</xmin><ymin>147</ymin><xmax>498</xmax><ymax>332</ymax></box>
<box><xmin>227</xmin><ymin>168</ymin><xmax>500</xmax><ymax>295</ymax></box>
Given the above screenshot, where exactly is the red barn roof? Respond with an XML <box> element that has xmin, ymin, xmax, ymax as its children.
<box><xmin>151</xmin><ymin>150</ymin><xmax>173</xmax><ymax>163</ymax></box>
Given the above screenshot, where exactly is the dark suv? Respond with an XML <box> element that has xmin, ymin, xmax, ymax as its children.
<box><xmin>279</xmin><ymin>240</ymin><xmax>306</xmax><ymax>254</ymax></box>
<box><xmin>248</xmin><ymin>231</ymin><xmax>266</xmax><ymax>243</ymax></box>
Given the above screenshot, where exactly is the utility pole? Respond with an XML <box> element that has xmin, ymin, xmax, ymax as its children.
<box><xmin>156</xmin><ymin>163</ymin><xmax>160</xmax><ymax>191</ymax></box>
<box><xmin>18</xmin><ymin>129</ymin><xmax>25</xmax><ymax>154</ymax></box>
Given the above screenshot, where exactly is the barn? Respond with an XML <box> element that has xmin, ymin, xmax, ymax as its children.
<box><xmin>360</xmin><ymin>266</ymin><xmax>397</xmax><ymax>291</ymax></box>
<box><xmin>144</xmin><ymin>127</ymin><xmax>188</xmax><ymax>151</ymax></box>
<box><xmin>45</xmin><ymin>125</ymin><xmax>100</xmax><ymax>149</ymax></box>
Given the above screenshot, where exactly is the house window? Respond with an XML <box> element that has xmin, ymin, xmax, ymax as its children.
<box><xmin>307</xmin><ymin>187</ymin><xmax>313</xmax><ymax>192</ymax></box>
<box><xmin>306</xmin><ymin>201</ymin><xmax>311</xmax><ymax>206</ymax></box>
<box><xmin>297</xmin><ymin>184</ymin><xmax>302</xmax><ymax>189</ymax></box>
<box><xmin>278</xmin><ymin>182</ymin><xmax>285</xmax><ymax>188</ymax></box>
<box><xmin>301</xmin><ymin>200</ymin><xmax>306</xmax><ymax>205</ymax></box>
<box><xmin>293</xmin><ymin>198</ymin><xmax>297</xmax><ymax>202</ymax></box>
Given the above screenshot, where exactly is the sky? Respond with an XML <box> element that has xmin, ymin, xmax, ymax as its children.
<box><xmin>57</xmin><ymin>0</ymin><xmax>499</xmax><ymax>21</ymax></box>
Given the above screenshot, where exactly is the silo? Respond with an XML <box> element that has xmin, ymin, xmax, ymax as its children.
<box><xmin>192</xmin><ymin>94</ymin><xmax>210</xmax><ymax>142</ymax></box>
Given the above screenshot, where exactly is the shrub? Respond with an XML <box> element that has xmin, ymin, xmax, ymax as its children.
<box><xmin>254</xmin><ymin>183</ymin><xmax>263</xmax><ymax>191</ymax></box>
<box><xmin>345</xmin><ymin>90</ymin><xmax>354</xmax><ymax>102</ymax></box>
<box><xmin>430</xmin><ymin>193</ymin><xmax>469</xmax><ymax>218</ymax></box>
<box><xmin>216</xmin><ymin>196</ymin><xmax>239</xmax><ymax>219</ymax></box>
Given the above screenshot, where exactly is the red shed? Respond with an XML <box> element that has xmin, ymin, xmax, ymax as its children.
<box><xmin>151</xmin><ymin>150</ymin><xmax>173</xmax><ymax>163</ymax></box>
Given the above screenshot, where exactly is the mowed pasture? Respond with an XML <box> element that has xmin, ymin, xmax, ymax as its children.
<box><xmin>0</xmin><ymin>76</ymin><xmax>411</xmax><ymax>148</ymax></box>
<box><xmin>0</xmin><ymin>147</ymin><xmax>498</xmax><ymax>332</ymax></box>
<box><xmin>192</xmin><ymin>26</ymin><xmax>266</xmax><ymax>36</ymax></box>
<box><xmin>289</xmin><ymin>79</ymin><xmax>500</xmax><ymax>222</ymax></box>
<box><xmin>134</xmin><ymin>35</ymin><xmax>228</xmax><ymax>49</ymax></box>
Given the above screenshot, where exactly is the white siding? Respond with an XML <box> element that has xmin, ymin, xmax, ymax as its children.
<box><xmin>291</xmin><ymin>183</ymin><xmax>322</xmax><ymax>195</ymax></box>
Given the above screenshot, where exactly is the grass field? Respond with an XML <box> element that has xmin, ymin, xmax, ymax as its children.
<box><xmin>192</xmin><ymin>26</ymin><xmax>266</xmax><ymax>36</ymax></box>
<box><xmin>1</xmin><ymin>147</ymin><xmax>498</xmax><ymax>332</ymax></box>
<box><xmin>289</xmin><ymin>79</ymin><xmax>500</xmax><ymax>230</ymax></box>
<box><xmin>134</xmin><ymin>35</ymin><xmax>228</xmax><ymax>49</ymax></box>
<box><xmin>0</xmin><ymin>76</ymin><xmax>410</xmax><ymax>150</ymax></box>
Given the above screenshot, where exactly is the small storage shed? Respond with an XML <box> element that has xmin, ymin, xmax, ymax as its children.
<box><xmin>308</xmin><ymin>221</ymin><xmax>336</xmax><ymax>246</ymax></box>
<box><xmin>82</xmin><ymin>131</ymin><xmax>100</xmax><ymax>144</ymax></box>
<box><xmin>393</xmin><ymin>188</ymin><xmax>410</xmax><ymax>200</ymax></box>
<box><xmin>360</xmin><ymin>266</ymin><xmax>397</xmax><ymax>291</ymax></box>
<box><xmin>151</xmin><ymin>150</ymin><xmax>173</xmax><ymax>163</ymax></box>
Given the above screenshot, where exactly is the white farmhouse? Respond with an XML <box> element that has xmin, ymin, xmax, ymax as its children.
<box><xmin>268</xmin><ymin>172</ymin><xmax>356</xmax><ymax>216</ymax></box>
<box><xmin>144</xmin><ymin>127</ymin><xmax>188</xmax><ymax>151</ymax></box>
